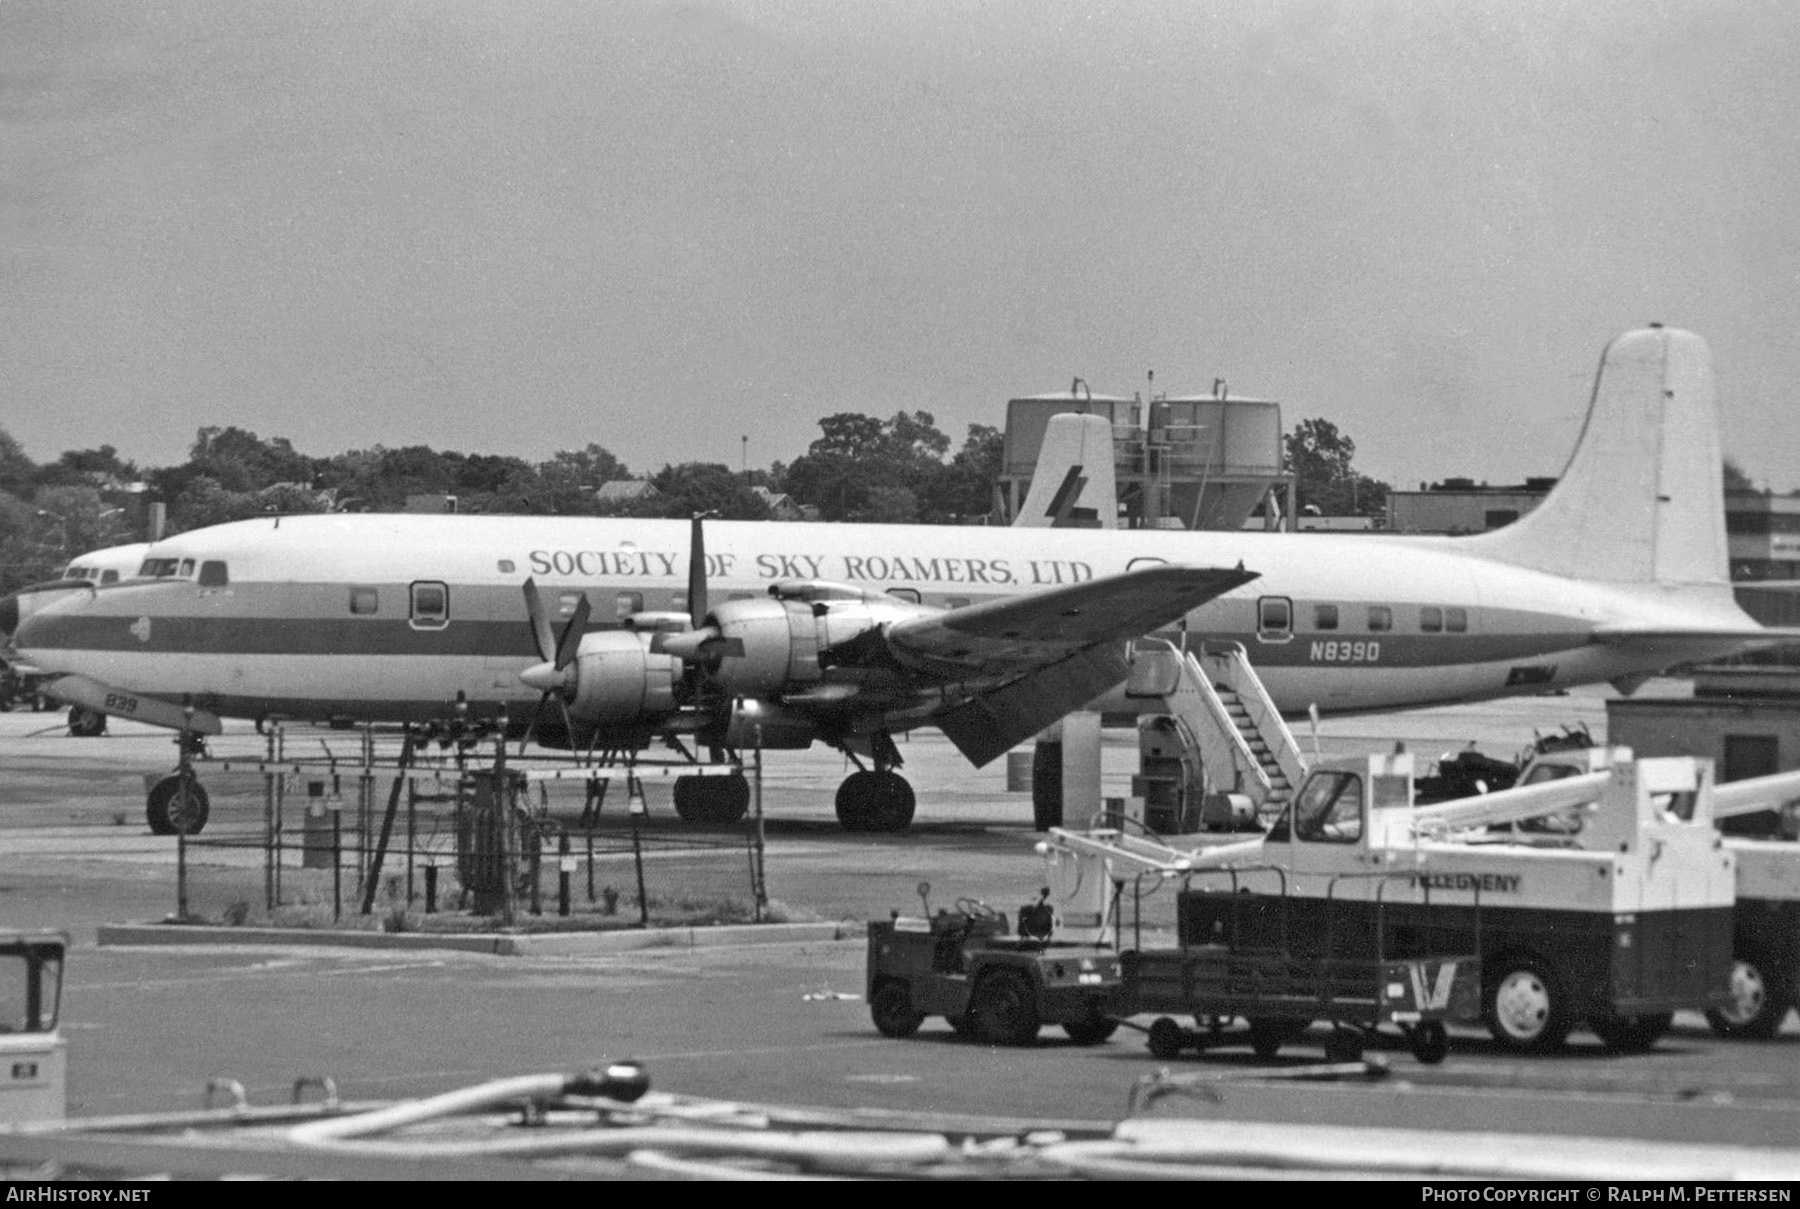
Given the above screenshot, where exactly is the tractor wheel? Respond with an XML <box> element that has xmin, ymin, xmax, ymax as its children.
<box><xmin>869</xmin><ymin>980</ymin><xmax>925</xmax><ymax>1039</ymax></box>
<box><xmin>971</xmin><ymin>969</ymin><xmax>1040</xmax><ymax>1046</ymax></box>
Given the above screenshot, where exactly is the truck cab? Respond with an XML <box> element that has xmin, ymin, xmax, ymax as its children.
<box><xmin>0</xmin><ymin>932</ymin><xmax>68</xmax><ymax>1125</ymax></box>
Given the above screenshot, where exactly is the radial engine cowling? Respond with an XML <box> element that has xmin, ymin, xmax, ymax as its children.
<box><xmin>566</xmin><ymin>630</ymin><xmax>680</xmax><ymax>725</ymax></box>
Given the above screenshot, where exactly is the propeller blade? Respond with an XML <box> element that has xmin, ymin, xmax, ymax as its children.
<box><xmin>554</xmin><ymin>592</ymin><xmax>592</xmax><ymax>670</ymax></box>
<box><xmin>523</xmin><ymin>578</ymin><xmax>555</xmax><ymax>663</ymax></box>
<box><xmin>687</xmin><ymin>513</ymin><xmax>708</xmax><ymax>631</ymax></box>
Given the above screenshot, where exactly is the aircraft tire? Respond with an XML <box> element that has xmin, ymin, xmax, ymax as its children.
<box><xmin>833</xmin><ymin>773</ymin><xmax>875</xmax><ymax>831</ymax></box>
<box><xmin>67</xmin><ymin>706</ymin><xmax>107</xmax><ymax>738</ymax></box>
<box><xmin>672</xmin><ymin>776</ymin><xmax>701</xmax><ymax>823</ymax></box>
<box><xmin>866</xmin><ymin>771</ymin><xmax>915</xmax><ymax>832</ymax></box>
<box><xmin>1031</xmin><ymin>741</ymin><xmax>1063</xmax><ymax>831</ymax></box>
<box><xmin>147</xmin><ymin>775</ymin><xmax>210</xmax><ymax>836</ymax></box>
<box><xmin>1705</xmin><ymin>955</ymin><xmax>1793</xmax><ymax>1040</ymax></box>
<box><xmin>1484</xmin><ymin>957</ymin><xmax>1572</xmax><ymax>1054</ymax></box>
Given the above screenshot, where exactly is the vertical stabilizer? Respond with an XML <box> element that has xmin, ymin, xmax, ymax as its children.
<box><xmin>1463</xmin><ymin>327</ymin><xmax>1728</xmax><ymax>585</ymax></box>
<box><xmin>1013</xmin><ymin>413</ymin><xmax>1119</xmax><ymax>528</ymax></box>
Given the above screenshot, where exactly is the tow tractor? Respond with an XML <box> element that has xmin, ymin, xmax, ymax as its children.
<box><xmin>866</xmin><ymin>884</ymin><xmax>1122</xmax><ymax>1047</ymax></box>
<box><xmin>1044</xmin><ymin>747</ymin><xmax>1738</xmax><ymax>1055</ymax></box>
<box><xmin>1459</xmin><ymin>746</ymin><xmax>1800</xmax><ymax>1040</ymax></box>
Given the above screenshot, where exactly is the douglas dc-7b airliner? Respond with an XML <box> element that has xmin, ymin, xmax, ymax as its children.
<box><xmin>6</xmin><ymin>326</ymin><xmax>1790</xmax><ymax>832</ymax></box>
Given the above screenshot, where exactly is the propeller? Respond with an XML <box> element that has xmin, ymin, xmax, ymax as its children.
<box><xmin>518</xmin><ymin>577</ymin><xmax>592</xmax><ymax>750</ymax></box>
<box><xmin>652</xmin><ymin>513</ymin><xmax>743</xmax><ymax>665</ymax></box>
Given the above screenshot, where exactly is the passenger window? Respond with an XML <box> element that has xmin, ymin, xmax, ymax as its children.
<box><xmin>198</xmin><ymin>561</ymin><xmax>229</xmax><ymax>588</ymax></box>
<box><xmin>614</xmin><ymin>591</ymin><xmax>643</xmax><ymax>620</ymax></box>
<box><xmin>1314</xmin><ymin>604</ymin><xmax>1338</xmax><ymax>631</ymax></box>
<box><xmin>350</xmin><ymin>587</ymin><xmax>379</xmax><ymax>615</ymax></box>
<box><xmin>1445</xmin><ymin>607</ymin><xmax>1468</xmax><ymax>633</ymax></box>
<box><xmin>1367</xmin><ymin>606</ymin><xmax>1393</xmax><ymax>632</ymax></box>
<box><xmin>557</xmin><ymin>592</ymin><xmax>585</xmax><ymax>618</ymax></box>
<box><xmin>411</xmin><ymin>582</ymin><xmax>449</xmax><ymax>629</ymax></box>
<box><xmin>887</xmin><ymin>587</ymin><xmax>922</xmax><ymax>604</ymax></box>
<box><xmin>945</xmin><ymin>596</ymin><xmax>971</xmax><ymax>609</ymax></box>
<box><xmin>1420</xmin><ymin>606</ymin><xmax>1442</xmax><ymax>633</ymax></box>
<box><xmin>497</xmin><ymin>559</ymin><xmax>516</xmax><ymax>574</ymax></box>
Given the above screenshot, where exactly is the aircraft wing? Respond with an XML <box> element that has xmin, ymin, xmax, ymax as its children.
<box><xmin>880</xmin><ymin>564</ymin><xmax>1258</xmax><ymax>766</ymax></box>
<box><xmin>1590</xmin><ymin>626</ymin><xmax>1800</xmax><ymax>647</ymax></box>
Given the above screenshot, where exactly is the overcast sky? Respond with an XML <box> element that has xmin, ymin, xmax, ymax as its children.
<box><xmin>5</xmin><ymin>0</ymin><xmax>1798</xmax><ymax>491</ymax></box>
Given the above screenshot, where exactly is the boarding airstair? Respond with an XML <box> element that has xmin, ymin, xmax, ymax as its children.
<box><xmin>1129</xmin><ymin>639</ymin><xmax>1307</xmax><ymax>828</ymax></box>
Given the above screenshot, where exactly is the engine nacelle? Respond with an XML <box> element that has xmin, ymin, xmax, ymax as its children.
<box><xmin>704</xmin><ymin>597</ymin><xmax>825</xmax><ymax>698</ymax></box>
<box><xmin>566</xmin><ymin>630</ymin><xmax>680</xmax><ymax>725</ymax></box>
<box><xmin>704</xmin><ymin>592</ymin><xmax>933</xmax><ymax>699</ymax></box>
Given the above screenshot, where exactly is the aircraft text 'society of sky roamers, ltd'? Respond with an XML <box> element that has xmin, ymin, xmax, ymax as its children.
<box><xmin>5</xmin><ymin>327</ymin><xmax>1794</xmax><ymax>832</ymax></box>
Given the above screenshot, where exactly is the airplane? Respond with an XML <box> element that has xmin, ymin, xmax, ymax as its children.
<box><xmin>0</xmin><ymin>542</ymin><xmax>150</xmax><ymax>734</ymax></box>
<box><xmin>6</xmin><ymin>325</ymin><xmax>1794</xmax><ymax>834</ymax></box>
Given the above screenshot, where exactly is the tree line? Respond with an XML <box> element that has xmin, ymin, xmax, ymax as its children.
<box><xmin>0</xmin><ymin>409</ymin><xmax>1404</xmax><ymax>594</ymax></box>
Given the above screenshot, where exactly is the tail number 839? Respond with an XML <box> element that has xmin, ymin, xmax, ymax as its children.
<box><xmin>1310</xmin><ymin>640</ymin><xmax>1381</xmax><ymax>663</ymax></box>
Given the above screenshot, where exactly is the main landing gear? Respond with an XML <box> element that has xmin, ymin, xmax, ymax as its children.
<box><xmin>671</xmin><ymin>773</ymin><xmax>751</xmax><ymax>824</ymax></box>
<box><xmin>833</xmin><ymin>732</ymin><xmax>915</xmax><ymax>833</ymax></box>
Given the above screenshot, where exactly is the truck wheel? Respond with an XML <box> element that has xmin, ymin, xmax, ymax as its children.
<box><xmin>147</xmin><ymin>775</ymin><xmax>210</xmax><ymax>836</ymax></box>
<box><xmin>1409</xmin><ymin>1022</ymin><xmax>1450</xmax><ymax>1065</ymax></box>
<box><xmin>972</xmin><ymin>969</ymin><xmax>1040</xmax><ymax>1046</ymax></box>
<box><xmin>1146</xmin><ymin>1016</ymin><xmax>1186</xmax><ymax>1059</ymax></box>
<box><xmin>1484</xmin><ymin>958</ymin><xmax>1572</xmax><ymax>1054</ymax></box>
<box><xmin>946</xmin><ymin>1014</ymin><xmax>977</xmax><ymax>1039</ymax></box>
<box><xmin>1247</xmin><ymin>1019</ymin><xmax>1288</xmax><ymax>1060</ymax></box>
<box><xmin>1590</xmin><ymin>1010</ymin><xmax>1673</xmax><ymax>1053</ymax></box>
<box><xmin>869</xmin><ymin>979</ymin><xmax>925</xmax><ymax>1038</ymax></box>
<box><xmin>1324</xmin><ymin>1025</ymin><xmax>1365</xmax><ymax>1063</ymax></box>
<box><xmin>68</xmin><ymin>706</ymin><xmax>107</xmax><ymax>738</ymax></box>
<box><xmin>1705</xmin><ymin>957</ymin><xmax>1793</xmax><ymax>1040</ymax></box>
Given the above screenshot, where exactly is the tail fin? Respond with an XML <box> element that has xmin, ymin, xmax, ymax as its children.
<box><xmin>1462</xmin><ymin>326</ymin><xmax>1728</xmax><ymax>585</ymax></box>
<box><xmin>1013</xmin><ymin>413</ymin><xmax>1119</xmax><ymax>529</ymax></box>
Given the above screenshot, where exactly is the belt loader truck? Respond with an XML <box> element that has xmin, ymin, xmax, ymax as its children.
<box><xmin>1045</xmin><ymin>747</ymin><xmax>1737</xmax><ymax>1054</ymax></box>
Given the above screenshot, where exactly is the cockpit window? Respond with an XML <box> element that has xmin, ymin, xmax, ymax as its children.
<box><xmin>198</xmin><ymin>561</ymin><xmax>229</xmax><ymax>588</ymax></box>
<box><xmin>178</xmin><ymin>559</ymin><xmax>195</xmax><ymax>577</ymax></box>
<box><xmin>139</xmin><ymin>558</ymin><xmax>182</xmax><ymax>578</ymax></box>
<box><xmin>99</xmin><ymin>570</ymin><xmax>119</xmax><ymax>585</ymax></box>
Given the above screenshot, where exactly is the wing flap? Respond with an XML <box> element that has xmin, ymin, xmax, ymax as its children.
<box><xmin>935</xmin><ymin>644</ymin><xmax>1133</xmax><ymax>767</ymax></box>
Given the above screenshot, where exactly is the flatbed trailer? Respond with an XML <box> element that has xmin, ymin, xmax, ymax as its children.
<box><xmin>1116</xmin><ymin>868</ymin><xmax>1479</xmax><ymax>1064</ymax></box>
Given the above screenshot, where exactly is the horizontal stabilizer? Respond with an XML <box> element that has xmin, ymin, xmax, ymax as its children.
<box><xmin>44</xmin><ymin>675</ymin><xmax>222</xmax><ymax>735</ymax></box>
